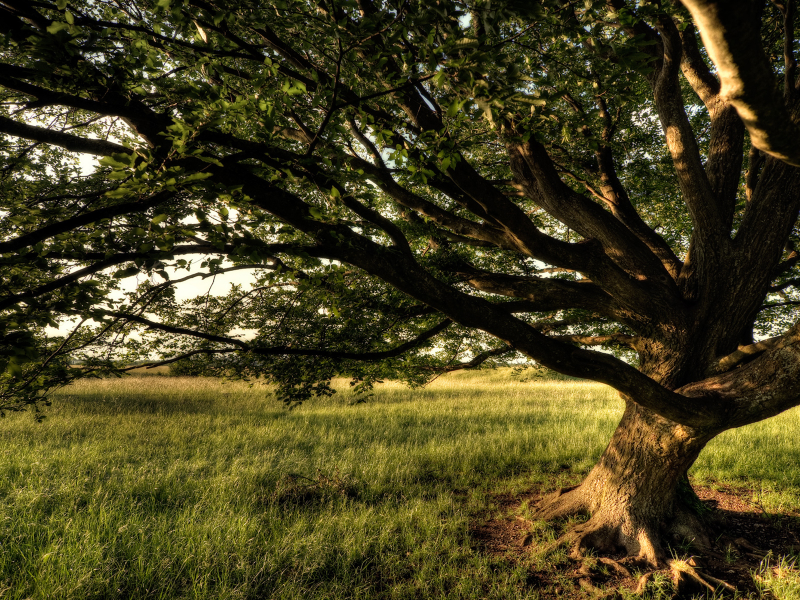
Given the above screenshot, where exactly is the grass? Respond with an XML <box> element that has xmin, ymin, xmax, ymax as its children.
<box><xmin>755</xmin><ymin>555</ymin><xmax>800</xmax><ymax>599</ymax></box>
<box><xmin>0</xmin><ymin>369</ymin><xmax>799</xmax><ymax>599</ymax></box>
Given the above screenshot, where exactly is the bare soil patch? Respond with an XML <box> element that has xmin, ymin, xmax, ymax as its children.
<box><xmin>470</xmin><ymin>480</ymin><xmax>800</xmax><ymax>598</ymax></box>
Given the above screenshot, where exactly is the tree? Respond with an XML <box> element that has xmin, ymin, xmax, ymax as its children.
<box><xmin>3</xmin><ymin>0</ymin><xmax>800</xmax><ymax>576</ymax></box>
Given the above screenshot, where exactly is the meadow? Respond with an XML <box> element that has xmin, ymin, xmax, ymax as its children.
<box><xmin>1</xmin><ymin>370</ymin><xmax>799</xmax><ymax>599</ymax></box>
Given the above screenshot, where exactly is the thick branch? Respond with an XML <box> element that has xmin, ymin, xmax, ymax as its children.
<box><xmin>0</xmin><ymin>114</ymin><xmax>131</xmax><ymax>156</ymax></box>
<box><xmin>682</xmin><ymin>0</ymin><xmax>800</xmax><ymax>166</ymax></box>
<box><xmin>650</xmin><ymin>16</ymin><xmax>728</xmax><ymax>244</ymax></box>
<box><xmin>228</xmin><ymin>168</ymin><xmax>731</xmax><ymax>428</ymax></box>
<box><xmin>709</xmin><ymin>336</ymin><xmax>782</xmax><ymax>375</ymax></box>
<box><xmin>507</xmin><ymin>140</ymin><xmax>683</xmax><ymax>314</ymax></box>
<box><xmin>678</xmin><ymin>24</ymin><xmax>720</xmax><ymax>105</ymax></box>
<box><xmin>461</xmin><ymin>270</ymin><xmax>619</xmax><ymax>318</ymax></box>
<box><xmin>680</xmin><ymin>321</ymin><xmax>800</xmax><ymax>427</ymax></box>
<box><xmin>552</xmin><ymin>334</ymin><xmax>641</xmax><ymax>351</ymax></box>
<box><xmin>592</xmin><ymin>97</ymin><xmax>683</xmax><ymax>278</ymax></box>
<box><xmin>677</xmin><ymin>25</ymin><xmax>746</xmax><ymax>227</ymax></box>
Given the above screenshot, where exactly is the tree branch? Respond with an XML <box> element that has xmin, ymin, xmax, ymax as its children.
<box><xmin>459</xmin><ymin>268</ymin><xmax>620</xmax><ymax>318</ymax></box>
<box><xmin>709</xmin><ymin>335</ymin><xmax>783</xmax><ymax>374</ymax></box>
<box><xmin>415</xmin><ymin>345</ymin><xmax>514</xmax><ymax>372</ymax></box>
<box><xmin>0</xmin><ymin>114</ymin><xmax>131</xmax><ymax>156</ymax></box>
<box><xmin>100</xmin><ymin>311</ymin><xmax>454</xmax><ymax>361</ymax></box>
<box><xmin>552</xmin><ymin>333</ymin><xmax>641</xmax><ymax>350</ymax></box>
<box><xmin>682</xmin><ymin>0</ymin><xmax>800</xmax><ymax>166</ymax></box>
<box><xmin>0</xmin><ymin>191</ymin><xmax>172</xmax><ymax>254</ymax></box>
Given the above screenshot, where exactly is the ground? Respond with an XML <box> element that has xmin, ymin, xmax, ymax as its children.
<box><xmin>4</xmin><ymin>374</ymin><xmax>799</xmax><ymax>598</ymax></box>
<box><xmin>471</xmin><ymin>475</ymin><xmax>800</xmax><ymax>598</ymax></box>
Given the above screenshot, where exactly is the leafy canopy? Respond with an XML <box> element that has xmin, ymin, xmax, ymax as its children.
<box><xmin>1</xmin><ymin>0</ymin><xmax>797</xmax><ymax>415</ymax></box>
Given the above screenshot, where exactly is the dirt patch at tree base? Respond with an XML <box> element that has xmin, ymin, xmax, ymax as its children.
<box><xmin>470</xmin><ymin>481</ymin><xmax>800</xmax><ymax>598</ymax></box>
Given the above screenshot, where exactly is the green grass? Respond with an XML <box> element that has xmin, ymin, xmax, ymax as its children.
<box><xmin>755</xmin><ymin>555</ymin><xmax>800</xmax><ymax>600</ymax></box>
<box><xmin>0</xmin><ymin>370</ymin><xmax>799</xmax><ymax>599</ymax></box>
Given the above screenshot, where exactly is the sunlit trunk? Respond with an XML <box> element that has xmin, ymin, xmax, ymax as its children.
<box><xmin>537</xmin><ymin>399</ymin><xmax>717</xmax><ymax>565</ymax></box>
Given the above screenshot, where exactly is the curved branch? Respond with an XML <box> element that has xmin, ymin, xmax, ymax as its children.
<box><xmin>0</xmin><ymin>191</ymin><xmax>171</xmax><ymax>254</ymax></box>
<box><xmin>552</xmin><ymin>334</ymin><xmax>641</xmax><ymax>350</ymax></box>
<box><xmin>592</xmin><ymin>97</ymin><xmax>683</xmax><ymax>278</ymax></box>
<box><xmin>119</xmin><ymin>348</ymin><xmax>237</xmax><ymax>371</ymax></box>
<box><xmin>678</xmin><ymin>25</ymin><xmax>745</xmax><ymax>227</ymax></box>
<box><xmin>708</xmin><ymin>335</ymin><xmax>783</xmax><ymax>375</ymax></box>
<box><xmin>226</xmin><ymin>168</ymin><xmax>730</xmax><ymax>427</ymax></box>
<box><xmin>94</xmin><ymin>311</ymin><xmax>251</xmax><ymax>349</ymax></box>
<box><xmin>415</xmin><ymin>345</ymin><xmax>514</xmax><ymax>372</ymax></box>
<box><xmin>460</xmin><ymin>269</ymin><xmax>619</xmax><ymax>318</ymax></box>
<box><xmin>0</xmin><ymin>114</ymin><xmax>131</xmax><ymax>156</ymax></box>
<box><xmin>679</xmin><ymin>321</ymin><xmax>800</xmax><ymax>428</ymax></box>
<box><xmin>0</xmin><ymin>65</ymin><xmax>169</xmax><ymax>147</ymax></box>
<box><xmin>682</xmin><ymin>0</ymin><xmax>800</xmax><ymax>166</ymax></box>
<box><xmin>96</xmin><ymin>310</ymin><xmax>453</xmax><ymax>361</ymax></box>
<box><xmin>0</xmin><ymin>243</ymin><xmax>333</xmax><ymax>310</ymax></box>
<box><xmin>649</xmin><ymin>16</ymin><xmax>727</xmax><ymax>244</ymax></box>
<box><xmin>506</xmin><ymin>139</ymin><xmax>683</xmax><ymax>313</ymax></box>
<box><xmin>678</xmin><ymin>24</ymin><xmax>720</xmax><ymax>105</ymax></box>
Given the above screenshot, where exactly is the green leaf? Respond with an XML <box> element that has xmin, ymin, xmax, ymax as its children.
<box><xmin>46</xmin><ymin>22</ymin><xmax>70</xmax><ymax>35</ymax></box>
<box><xmin>98</xmin><ymin>156</ymin><xmax>130</xmax><ymax>169</ymax></box>
<box><xmin>194</xmin><ymin>21</ymin><xmax>208</xmax><ymax>43</ymax></box>
<box><xmin>446</xmin><ymin>99</ymin><xmax>466</xmax><ymax>118</ymax></box>
<box><xmin>6</xmin><ymin>362</ymin><xmax>22</xmax><ymax>378</ymax></box>
<box><xmin>151</xmin><ymin>214</ymin><xmax>168</xmax><ymax>225</ymax></box>
<box><xmin>113</xmin><ymin>267</ymin><xmax>140</xmax><ymax>279</ymax></box>
<box><xmin>454</xmin><ymin>38</ymin><xmax>479</xmax><ymax>49</ymax></box>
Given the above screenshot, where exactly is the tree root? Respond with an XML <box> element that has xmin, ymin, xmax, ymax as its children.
<box><xmin>561</xmin><ymin>556</ymin><xmax>738</xmax><ymax>598</ymax></box>
<box><xmin>535</xmin><ymin>485</ymin><xmax>586</xmax><ymax>521</ymax></box>
<box><xmin>669</xmin><ymin>559</ymin><xmax>736</xmax><ymax>595</ymax></box>
<box><xmin>528</xmin><ymin>484</ymin><xmax>745</xmax><ymax>596</ymax></box>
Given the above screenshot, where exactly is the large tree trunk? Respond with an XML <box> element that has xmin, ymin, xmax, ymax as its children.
<box><xmin>536</xmin><ymin>399</ymin><xmax>716</xmax><ymax>566</ymax></box>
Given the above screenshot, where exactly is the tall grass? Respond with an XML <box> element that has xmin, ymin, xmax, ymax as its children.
<box><xmin>0</xmin><ymin>370</ymin><xmax>798</xmax><ymax>598</ymax></box>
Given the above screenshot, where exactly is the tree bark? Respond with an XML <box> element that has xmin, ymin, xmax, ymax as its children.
<box><xmin>537</xmin><ymin>399</ymin><xmax>715</xmax><ymax>566</ymax></box>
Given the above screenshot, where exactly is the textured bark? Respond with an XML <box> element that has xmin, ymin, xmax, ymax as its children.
<box><xmin>682</xmin><ymin>0</ymin><xmax>800</xmax><ymax>167</ymax></box>
<box><xmin>537</xmin><ymin>400</ymin><xmax>713</xmax><ymax>565</ymax></box>
<box><xmin>535</xmin><ymin>316</ymin><xmax>800</xmax><ymax>565</ymax></box>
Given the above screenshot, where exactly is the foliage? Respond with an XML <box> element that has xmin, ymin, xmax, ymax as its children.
<box><xmin>1</xmin><ymin>0</ymin><xmax>799</xmax><ymax>422</ymax></box>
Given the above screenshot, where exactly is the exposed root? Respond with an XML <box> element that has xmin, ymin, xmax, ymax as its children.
<box><xmin>598</xmin><ymin>557</ymin><xmax>632</xmax><ymax>578</ymax></box>
<box><xmin>534</xmin><ymin>516</ymin><xmax>624</xmax><ymax>562</ymax></box>
<box><xmin>535</xmin><ymin>485</ymin><xmax>585</xmax><ymax>521</ymax></box>
<box><xmin>487</xmin><ymin>480</ymin><xmax>797</xmax><ymax>599</ymax></box>
<box><xmin>564</xmin><ymin>520</ymin><xmax>626</xmax><ymax>560</ymax></box>
<box><xmin>635</xmin><ymin>572</ymin><xmax>654</xmax><ymax>595</ymax></box>
<box><xmin>563</xmin><ymin>555</ymin><xmax>738</xmax><ymax>599</ymax></box>
<box><xmin>732</xmin><ymin>536</ymin><xmax>768</xmax><ymax>558</ymax></box>
<box><xmin>578</xmin><ymin>576</ymin><xmax>601</xmax><ymax>594</ymax></box>
<box><xmin>525</xmin><ymin>476</ymin><xmax>765</xmax><ymax>597</ymax></box>
<box><xmin>669</xmin><ymin>558</ymin><xmax>737</xmax><ymax>595</ymax></box>
<box><xmin>534</xmin><ymin>481</ymin><xmax>727</xmax><ymax>569</ymax></box>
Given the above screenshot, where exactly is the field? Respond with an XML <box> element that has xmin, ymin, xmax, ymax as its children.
<box><xmin>1</xmin><ymin>370</ymin><xmax>800</xmax><ymax>599</ymax></box>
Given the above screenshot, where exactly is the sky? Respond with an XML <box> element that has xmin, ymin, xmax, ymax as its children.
<box><xmin>42</xmin><ymin>154</ymin><xmax>264</xmax><ymax>335</ymax></box>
